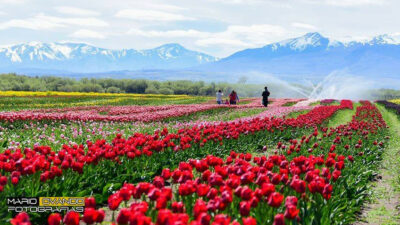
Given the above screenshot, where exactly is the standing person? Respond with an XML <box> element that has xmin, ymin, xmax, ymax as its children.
<box><xmin>262</xmin><ymin>86</ymin><xmax>270</xmax><ymax>107</ymax></box>
<box><xmin>216</xmin><ymin>90</ymin><xmax>223</xmax><ymax>104</ymax></box>
<box><xmin>229</xmin><ymin>90</ymin><xmax>239</xmax><ymax>105</ymax></box>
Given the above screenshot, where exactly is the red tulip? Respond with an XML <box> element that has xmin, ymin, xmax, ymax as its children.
<box><xmin>285</xmin><ymin>196</ymin><xmax>298</xmax><ymax>207</ymax></box>
<box><xmin>239</xmin><ymin>201</ymin><xmax>251</xmax><ymax>216</ymax></box>
<box><xmin>161</xmin><ymin>168</ymin><xmax>171</xmax><ymax>180</ymax></box>
<box><xmin>261</xmin><ymin>183</ymin><xmax>275</xmax><ymax>196</ymax></box>
<box><xmin>119</xmin><ymin>187</ymin><xmax>131</xmax><ymax>201</ymax></box>
<box><xmin>11</xmin><ymin>212</ymin><xmax>30</xmax><ymax>225</ymax></box>
<box><xmin>197</xmin><ymin>213</ymin><xmax>211</xmax><ymax>225</ymax></box>
<box><xmin>48</xmin><ymin>213</ymin><xmax>62</xmax><ymax>225</ymax></box>
<box><xmin>171</xmin><ymin>201</ymin><xmax>185</xmax><ymax>213</ymax></box>
<box><xmin>156</xmin><ymin>196</ymin><xmax>168</xmax><ymax>210</ymax></box>
<box><xmin>284</xmin><ymin>204</ymin><xmax>300</xmax><ymax>219</ymax></box>
<box><xmin>290</xmin><ymin>178</ymin><xmax>306</xmax><ymax>193</ymax></box>
<box><xmin>83</xmin><ymin>208</ymin><xmax>98</xmax><ymax>224</ymax></box>
<box><xmin>273</xmin><ymin>213</ymin><xmax>285</xmax><ymax>225</ymax></box>
<box><xmin>108</xmin><ymin>193</ymin><xmax>123</xmax><ymax>210</ymax></box>
<box><xmin>194</xmin><ymin>199</ymin><xmax>208</xmax><ymax>218</ymax></box>
<box><xmin>243</xmin><ymin>217</ymin><xmax>256</xmax><ymax>225</ymax></box>
<box><xmin>323</xmin><ymin>184</ymin><xmax>333</xmax><ymax>200</ymax></box>
<box><xmin>116</xmin><ymin>208</ymin><xmax>131</xmax><ymax>224</ymax></box>
<box><xmin>96</xmin><ymin>209</ymin><xmax>106</xmax><ymax>223</ymax></box>
<box><xmin>197</xmin><ymin>184</ymin><xmax>210</xmax><ymax>196</ymax></box>
<box><xmin>332</xmin><ymin>170</ymin><xmax>341</xmax><ymax>181</ymax></box>
<box><xmin>268</xmin><ymin>192</ymin><xmax>284</xmax><ymax>208</ymax></box>
<box><xmin>85</xmin><ymin>197</ymin><xmax>96</xmax><ymax>208</ymax></box>
<box><xmin>63</xmin><ymin>211</ymin><xmax>80</xmax><ymax>225</ymax></box>
<box><xmin>0</xmin><ymin>176</ymin><xmax>8</xmax><ymax>185</ymax></box>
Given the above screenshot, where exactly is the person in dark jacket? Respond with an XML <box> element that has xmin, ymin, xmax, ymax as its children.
<box><xmin>262</xmin><ymin>86</ymin><xmax>270</xmax><ymax>107</ymax></box>
<box><xmin>229</xmin><ymin>90</ymin><xmax>239</xmax><ymax>105</ymax></box>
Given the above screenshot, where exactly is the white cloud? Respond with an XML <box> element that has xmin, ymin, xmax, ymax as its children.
<box><xmin>0</xmin><ymin>0</ymin><xmax>25</xmax><ymax>4</ymax></box>
<box><xmin>196</xmin><ymin>24</ymin><xmax>286</xmax><ymax>47</ymax></box>
<box><xmin>335</xmin><ymin>35</ymin><xmax>371</xmax><ymax>43</ymax></box>
<box><xmin>55</xmin><ymin>6</ymin><xmax>100</xmax><ymax>16</ymax></box>
<box><xmin>206</xmin><ymin>0</ymin><xmax>263</xmax><ymax>4</ymax></box>
<box><xmin>291</xmin><ymin>22</ymin><xmax>317</xmax><ymax>30</ymax></box>
<box><xmin>137</xmin><ymin>3</ymin><xmax>186</xmax><ymax>11</ymax></box>
<box><xmin>304</xmin><ymin>0</ymin><xmax>385</xmax><ymax>7</ymax></box>
<box><xmin>127</xmin><ymin>28</ymin><xmax>209</xmax><ymax>38</ymax></box>
<box><xmin>0</xmin><ymin>16</ymin><xmax>63</xmax><ymax>30</ymax></box>
<box><xmin>196</xmin><ymin>37</ymin><xmax>250</xmax><ymax>47</ymax></box>
<box><xmin>115</xmin><ymin>9</ymin><xmax>193</xmax><ymax>21</ymax></box>
<box><xmin>0</xmin><ymin>14</ymin><xmax>108</xmax><ymax>31</ymax></box>
<box><xmin>327</xmin><ymin>0</ymin><xmax>384</xmax><ymax>6</ymax></box>
<box><xmin>127</xmin><ymin>24</ymin><xmax>286</xmax><ymax>48</ymax></box>
<box><xmin>38</xmin><ymin>14</ymin><xmax>108</xmax><ymax>27</ymax></box>
<box><xmin>70</xmin><ymin>29</ymin><xmax>106</xmax><ymax>39</ymax></box>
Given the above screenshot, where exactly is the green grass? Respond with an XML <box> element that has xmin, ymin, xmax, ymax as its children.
<box><xmin>206</xmin><ymin>108</ymin><xmax>266</xmax><ymax>121</ymax></box>
<box><xmin>285</xmin><ymin>109</ymin><xmax>311</xmax><ymax>118</ymax></box>
<box><xmin>162</xmin><ymin>107</ymin><xmax>232</xmax><ymax>123</ymax></box>
<box><xmin>168</xmin><ymin>107</ymin><xmax>268</xmax><ymax>123</ymax></box>
<box><xmin>282</xmin><ymin>101</ymin><xmax>297</xmax><ymax>107</ymax></box>
<box><xmin>324</xmin><ymin>103</ymin><xmax>359</xmax><ymax>128</ymax></box>
<box><xmin>310</xmin><ymin>101</ymin><xmax>321</xmax><ymax>106</ymax></box>
<box><xmin>355</xmin><ymin>104</ymin><xmax>400</xmax><ymax>224</ymax></box>
<box><xmin>237</xmin><ymin>100</ymin><xmax>252</xmax><ymax>105</ymax></box>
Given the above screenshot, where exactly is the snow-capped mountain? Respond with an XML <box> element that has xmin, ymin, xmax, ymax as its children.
<box><xmin>0</xmin><ymin>42</ymin><xmax>217</xmax><ymax>73</ymax></box>
<box><xmin>201</xmin><ymin>32</ymin><xmax>400</xmax><ymax>80</ymax></box>
<box><xmin>366</xmin><ymin>34</ymin><xmax>400</xmax><ymax>45</ymax></box>
<box><xmin>1</xmin><ymin>32</ymin><xmax>400</xmax><ymax>81</ymax></box>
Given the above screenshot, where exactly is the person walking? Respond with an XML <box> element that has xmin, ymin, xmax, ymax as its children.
<box><xmin>216</xmin><ymin>90</ymin><xmax>223</xmax><ymax>104</ymax></box>
<box><xmin>262</xmin><ymin>86</ymin><xmax>270</xmax><ymax>107</ymax></box>
<box><xmin>229</xmin><ymin>90</ymin><xmax>239</xmax><ymax>105</ymax></box>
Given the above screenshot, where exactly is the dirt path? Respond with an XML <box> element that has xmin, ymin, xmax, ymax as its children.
<box><xmin>354</xmin><ymin>105</ymin><xmax>400</xmax><ymax>225</ymax></box>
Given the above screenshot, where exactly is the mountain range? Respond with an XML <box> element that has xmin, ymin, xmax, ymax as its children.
<box><xmin>1</xmin><ymin>32</ymin><xmax>400</xmax><ymax>82</ymax></box>
<box><xmin>0</xmin><ymin>42</ymin><xmax>216</xmax><ymax>73</ymax></box>
<box><xmin>205</xmin><ymin>32</ymin><xmax>400</xmax><ymax>80</ymax></box>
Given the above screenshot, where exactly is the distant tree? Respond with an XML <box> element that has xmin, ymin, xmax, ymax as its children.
<box><xmin>81</xmin><ymin>84</ymin><xmax>104</xmax><ymax>93</ymax></box>
<box><xmin>125</xmin><ymin>80</ymin><xmax>148</xmax><ymax>93</ymax></box>
<box><xmin>159</xmin><ymin>87</ymin><xmax>174</xmax><ymax>95</ymax></box>
<box><xmin>145</xmin><ymin>84</ymin><xmax>159</xmax><ymax>94</ymax></box>
<box><xmin>106</xmin><ymin>86</ymin><xmax>122</xmax><ymax>93</ymax></box>
<box><xmin>237</xmin><ymin>76</ymin><xmax>248</xmax><ymax>84</ymax></box>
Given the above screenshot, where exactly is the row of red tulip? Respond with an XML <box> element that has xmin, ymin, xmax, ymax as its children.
<box><xmin>10</xmin><ymin>101</ymin><xmax>386</xmax><ymax>225</ymax></box>
<box><xmin>0</xmin><ymin>101</ymin><xmax>352</xmax><ymax>190</ymax></box>
<box><xmin>2</xmin><ymin>100</ymin><xmax>351</xmax><ymax>223</ymax></box>
<box><xmin>0</xmin><ymin>98</ymin><xmax>297</xmax><ymax>123</ymax></box>
<box><xmin>0</xmin><ymin>104</ymin><xmax>227</xmax><ymax>123</ymax></box>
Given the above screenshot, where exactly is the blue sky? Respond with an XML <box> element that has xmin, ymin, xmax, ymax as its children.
<box><xmin>0</xmin><ymin>0</ymin><xmax>399</xmax><ymax>57</ymax></box>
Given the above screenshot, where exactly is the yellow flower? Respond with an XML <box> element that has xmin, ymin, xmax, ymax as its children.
<box><xmin>389</xmin><ymin>99</ymin><xmax>400</xmax><ymax>105</ymax></box>
<box><xmin>0</xmin><ymin>90</ymin><xmax>189</xmax><ymax>98</ymax></box>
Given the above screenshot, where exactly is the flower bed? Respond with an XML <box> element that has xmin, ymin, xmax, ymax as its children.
<box><xmin>10</xmin><ymin>101</ymin><xmax>387</xmax><ymax>225</ymax></box>
<box><xmin>377</xmin><ymin>100</ymin><xmax>400</xmax><ymax>115</ymax></box>
<box><xmin>0</xmin><ymin>98</ymin><xmax>288</xmax><ymax>123</ymax></box>
<box><xmin>0</xmin><ymin>101</ymin><xmax>353</xmax><ymax>223</ymax></box>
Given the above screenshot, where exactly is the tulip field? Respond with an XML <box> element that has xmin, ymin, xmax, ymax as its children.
<box><xmin>2</xmin><ymin>92</ymin><xmax>400</xmax><ymax>225</ymax></box>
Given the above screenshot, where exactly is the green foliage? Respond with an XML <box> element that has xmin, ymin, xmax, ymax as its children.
<box><xmin>0</xmin><ymin>73</ymin><xmax>309</xmax><ymax>97</ymax></box>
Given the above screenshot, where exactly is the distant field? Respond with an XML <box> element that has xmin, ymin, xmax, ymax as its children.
<box><xmin>0</xmin><ymin>91</ymin><xmax>212</xmax><ymax>111</ymax></box>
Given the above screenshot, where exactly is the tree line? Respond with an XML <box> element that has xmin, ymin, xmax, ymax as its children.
<box><xmin>4</xmin><ymin>73</ymin><xmax>397</xmax><ymax>99</ymax></box>
<box><xmin>0</xmin><ymin>73</ymin><xmax>268</xmax><ymax>97</ymax></box>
